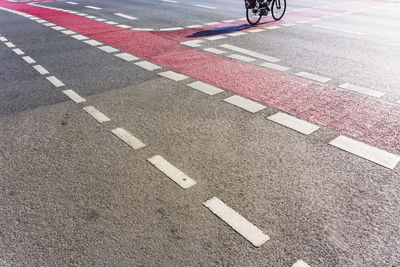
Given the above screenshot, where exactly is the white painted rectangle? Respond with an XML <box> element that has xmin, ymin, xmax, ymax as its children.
<box><xmin>112</xmin><ymin>128</ymin><xmax>145</xmax><ymax>149</ymax></box>
<box><xmin>66</xmin><ymin>1</ymin><xmax>78</xmax><ymax>4</ymax></box>
<box><xmin>36</xmin><ymin>19</ymin><xmax>47</xmax><ymax>23</ymax></box>
<box><xmin>203</xmin><ymin>197</ymin><xmax>270</xmax><ymax>247</ymax></box>
<box><xmin>0</xmin><ymin>37</ymin><xmax>8</xmax><ymax>42</ymax></box>
<box><xmin>117</xmin><ymin>24</ymin><xmax>131</xmax><ymax>29</ymax></box>
<box><xmin>281</xmin><ymin>23</ymin><xmax>295</xmax><ymax>26</ymax></box>
<box><xmin>71</xmin><ymin>34</ymin><xmax>89</xmax><ymax>40</ymax></box>
<box><xmin>329</xmin><ymin>135</ymin><xmax>400</xmax><ymax>169</ymax></box>
<box><xmin>268</xmin><ymin>112</ymin><xmax>319</xmax><ymax>135</ymax></box>
<box><xmin>105</xmin><ymin>21</ymin><xmax>118</xmax><ymax>25</ymax></box>
<box><xmin>61</xmin><ymin>30</ymin><xmax>76</xmax><ymax>35</ymax></box>
<box><xmin>98</xmin><ymin>45</ymin><xmax>119</xmax><ymax>53</ymax></box>
<box><xmin>148</xmin><ymin>155</ymin><xmax>196</xmax><ymax>189</ymax></box>
<box><xmin>46</xmin><ymin>76</ymin><xmax>65</xmax><ymax>87</ymax></box>
<box><xmin>85</xmin><ymin>5</ymin><xmax>102</xmax><ymax>9</ymax></box>
<box><xmin>131</xmin><ymin>28</ymin><xmax>154</xmax><ymax>31</ymax></box>
<box><xmin>295</xmin><ymin>72</ymin><xmax>331</xmax><ymax>83</ymax></box>
<box><xmin>247</xmin><ymin>29</ymin><xmax>265</xmax><ymax>33</ymax></box>
<box><xmin>83</xmin><ymin>39</ymin><xmax>103</xmax><ymax>46</ymax></box>
<box><xmin>185</xmin><ymin>25</ymin><xmax>203</xmax><ymax>28</ymax></box>
<box><xmin>115</xmin><ymin>52</ymin><xmax>139</xmax><ymax>61</ymax></box>
<box><xmin>313</xmin><ymin>25</ymin><xmax>364</xmax><ymax>35</ymax></box>
<box><xmin>134</xmin><ymin>61</ymin><xmax>161</xmax><ymax>71</ymax></box>
<box><xmin>43</xmin><ymin>23</ymin><xmax>56</xmax><ymax>26</ymax></box>
<box><xmin>114</xmin><ymin>13</ymin><xmax>137</xmax><ymax>20</ymax></box>
<box><xmin>160</xmin><ymin>27</ymin><xmax>184</xmax><ymax>31</ymax></box>
<box><xmin>52</xmin><ymin>26</ymin><xmax>66</xmax><ymax>30</ymax></box>
<box><xmin>205</xmin><ymin>22</ymin><xmax>219</xmax><ymax>25</ymax></box>
<box><xmin>180</xmin><ymin>40</ymin><xmax>204</xmax><ymax>47</ymax></box>
<box><xmin>220</xmin><ymin>44</ymin><xmax>280</xmax><ymax>63</ymax></box>
<box><xmin>95</xmin><ymin>18</ymin><xmax>106</xmax><ymax>22</ymax></box>
<box><xmin>339</xmin><ymin>83</ymin><xmax>385</xmax><ymax>98</ymax></box>
<box><xmin>260</xmin><ymin>62</ymin><xmax>290</xmax><ymax>71</ymax></box>
<box><xmin>195</xmin><ymin>4</ymin><xmax>216</xmax><ymax>9</ymax></box>
<box><xmin>228</xmin><ymin>54</ymin><xmax>256</xmax><ymax>63</ymax></box>
<box><xmin>206</xmin><ymin>35</ymin><xmax>227</xmax><ymax>41</ymax></box>
<box><xmin>223</xmin><ymin>95</ymin><xmax>265</xmax><ymax>113</ymax></box>
<box><xmin>222</xmin><ymin>19</ymin><xmax>236</xmax><ymax>23</ymax></box>
<box><xmin>77</xmin><ymin>13</ymin><xmax>87</xmax><ymax>16</ymax></box>
<box><xmin>22</xmin><ymin>56</ymin><xmax>36</xmax><ymax>64</ymax></box>
<box><xmin>187</xmin><ymin>81</ymin><xmax>223</xmax><ymax>95</ymax></box>
<box><xmin>12</xmin><ymin>48</ymin><xmax>24</xmax><ymax>55</ymax></box>
<box><xmin>83</xmin><ymin>106</ymin><xmax>110</xmax><ymax>123</ymax></box>
<box><xmin>265</xmin><ymin>25</ymin><xmax>281</xmax><ymax>29</ymax></box>
<box><xmin>158</xmin><ymin>71</ymin><xmax>188</xmax><ymax>81</ymax></box>
<box><xmin>63</xmin><ymin>89</ymin><xmax>86</xmax><ymax>103</ymax></box>
<box><xmin>85</xmin><ymin>15</ymin><xmax>97</xmax><ymax>19</ymax></box>
<box><xmin>33</xmin><ymin>65</ymin><xmax>49</xmax><ymax>75</ymax></box>
<box><xmin>227</xmin><ymin>32</ymin><xmax>248</xmax><ymax>37</ymax></box>
<box><xmin>202</xmin><ymin>47</ymin><xmax>226</xmax><ymax>54</ymax></box>
<box><xmin>292</xmin><ymin>260</ymin><xmax>311</xmax><ymax>267</ymax></box>
<box><xmin>5</xmin><ymin>42</ymin><xmax>15</xmax><ymax>48</ymax></box>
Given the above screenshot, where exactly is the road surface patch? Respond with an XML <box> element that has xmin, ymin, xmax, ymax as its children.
<box><xmin>98</xmin><ymin>45</ymin><xmax>119</xmax><ymax>53</ymax></box>
<box><xmin>63</xmin><ymin>89</ymin><xmax>86</xmax><ymax>103</ymax></box>
<box><xmin>292</xmin><ymin>260</ymin><xmax>311</xmax><ymax>267</ymax></box>
<box><xmin>83</xmin><ymin>106</ymin><xmax>111</xmax><ymax>123</ymax></box>
<box><xmin>22</xmin><ymin>56</ymin><xmax>35</xmax><ymax>64</ymax></box>
<box><xmin>12</xmin><ymin>48</ymin><xmax>24</xmax><ymax>55</ymax></box>
<box><xmin>219</xmin><ymin>44</ymin><xmax>280</xmax><ymax>63</ymax></box>
<box><xmin>158</xmin><ymin>71</ymin><xmax>188</xmax><ymax>81</ymax></box>
<box><xmin>46</xmin><ymin>76</ymin><xmax>65</xmax><ymax>87</ymax></box>
<box><xmin>111</xmin><ymin>128</ymin><xmax>146</xmax><ymax>150</ymax></box>
<box><xmin>83</xmin><ymin>39</ymin><xmax>103</xmax><ymax>46</ymax></box>
<box><xmin>134</xmin><ymin>61</ymin><xmax>161</xmax><ymax>71</ymax></box>
<box><xmin>267</xmin><ymin>112</ymin><xmax>319</xmax><ymax>135</ymax></box>
<box><xmin>223</xmin><ymin>95</ymin><xmax>266</xmax><ymax>113</ymax></box>
<box><xmin>202</xmin><ymin>47</ymin><xmax>226</xmax><ymax>54</ymax></box>
<box><xmin>148</xmin><ymin>155</ymin><xmax>196</xmax><ymax>189</ymax></box>
<box><xmin>329</xmin><ymin>136</ymin><xmax>400</xmax><ymax>169</ymax></box>
<box><xmin>114</xmin><ymin>52</ymin><xmax>139</xmax><ymax>62</ymax></box>
<box><xmin>339</xmin><ymin>83</ymin><xmax>385</xmax><ymax>98</ymax></box>
<box><xmin>203</xmin><ymin>197</ymin><xmax>270</xmax><ymax>247</ymax></box>
<box><xmin>32</xmin><ymin>65</ymin><xmax>49</xmax><ymax>75</ymax></box>
<box><xmin>187</xmin><ymin>81</ymin><xmax>224</xmax><ymax>96</ymax></box>
<box><xmin>295</xmin><ymin>72</ymin><xmax>331</xmax><ymax>83</ymax></box>
<box><xmin>260</xmin><ymin>62</ymin><xmax>290</xmax><ymax>72</ymax></box>
<box><xmin>227</xmin><ymin>54</ymin><xmax>256</xmax><ymax>63</ymax></box>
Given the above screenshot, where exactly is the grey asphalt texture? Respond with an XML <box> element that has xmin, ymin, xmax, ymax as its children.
<box><xmin>1</xmin><ymin>0</ymin><xmax>400</xmax><ymax>266</ymax></box>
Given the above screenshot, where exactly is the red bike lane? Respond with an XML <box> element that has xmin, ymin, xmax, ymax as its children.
<box><xmin>1</xmin><ymin>0</ymin><xmax>399</xmax><ymax>155</ymax></box>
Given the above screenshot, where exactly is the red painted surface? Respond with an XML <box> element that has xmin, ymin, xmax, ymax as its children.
<box><xmin>1</xmin><ymin>0</ymin><xmax>399</xmax><ymax>154</ymax></box>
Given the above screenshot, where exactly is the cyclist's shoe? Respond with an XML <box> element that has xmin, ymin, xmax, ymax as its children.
<box><xmin>259</xmin><ymin>2</ymin><xmax>270</xmax><ymax>11</ymax></box>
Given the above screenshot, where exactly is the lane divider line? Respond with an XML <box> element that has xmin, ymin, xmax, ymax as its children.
<box><xmin>111</xmin><ymin>127</ymin><xmax>146</xmax><ymax>150</ymax></box>
<box><xmin>219</xmin><ymin>44</ymin><xmax>281</xmax><ymax>63</ymax></box>
<box><xmin>12</xmin><ymin>48</ymin><xmax>24</xmax><ymax>55</ymax></box>
<box><xmin>113</xmin><ymin>13</ymin><xmax>138</xmax><ymax>20</ymax></box>
<box><xmin>292</xmin><ymin>260</ymin><xmax>311</xmax><ymax>267</ymax></box>
<box><xmin>63</xmin><ymin>89</ymin><xmax>86</xmax><ymax>103</ymax></box>
<box><xmin>83</xmin><ymin>106</ymin><xmax>111</xmax><ymax>124</ymax></box>
<box><xmin>46</xmin><ymin>76</ymin><xmax>65</xmax><ymax>87</ymax></box>
<box><xmin>185</xmin><ymin>24</ymin><xmax>203</xmax><ymax>28</ymax></box>
<box><xmin>339</xmin><ymin>83</ymin><xmax>385</xmax><ymax>98</ymax></box>
<box><xmin>160</xmin><ymin>27</ymin><xmax>184</xmax><ymax>31</ymax></box>
<box><xmin>223</xmin><ymin>95</ymin><xmax>266</xmax><ymax>113</ymax></box>
<box><xmin>43</xmin><ymin>22</ymin><xmax>56</xmax><ymax>26</ymax></box>
<box><xmin>22</xmin><ymin>56</ymin><xmax>35</xmax><ymax>64</ymax></box>
<box><xmin>295</xmin><ymin>71</ymin><xmax>331</xmax><ymax>83</ymax></box>
<box><xmin>267</xmin><ymin>112</ymin><xmax>320</xmax><ymax>135</ymax></box>
<box><xmin>203</xmin><ymin>197</ymin><xmax>270</xmax><ymax>247</ymax></box>
<box><xmin>105</xmin><ymin>21</ymin><xmax>118</xmax><ymax>25</ymax></box>
<box><xmin>66</xmin><ymin>2</ymin><xmax>78</xmax><ymax>5</ymax></box>
<box><xmin>134</xmin><ymin>61</ymin><xmax>162</xmax><ymax>71</ymax></box>
<box><xmin>114</xmin><ymin>52</ymin><xmax>139</xmax><ymax>62</ymax></box>
<box><xmin>85</xmin><ymin>5</ymin><xmax>102</xmax><ymax>10</ymax></box>
<box><xmin>313</xmin><ymin>24</ymin><xmax>364</xmax><ymax>35</ymax></box>
<box><xmin>5</xmin><ymin>42</ymin><xmax>15</xmax><ymax>48</ymax></box>
<box><xmin>32</xmin><ymin>64</ymin><xmax>49</xmax><ymax>75</ymax></box>
<box><xmin>194</xmin><ymin>4</ymin><xmax>216</xmax><ymax>9</ymax></box>
<box><xmin>158</xmin><ymin>71</ymin><xmax>189</xmax><ymax>81</ymax></box>
<box><xmin>247</xmin><ymin>29</ymin><xmax>266</xmax><ymax>33</ymax></box>
<box><xmin>187</xmin><ymin>81</ymin><xmax>224</xmax><ymax>96</ymax></box>
<box><xmin>148</xmin><ymin>155</ymin><xmax>197</xmax><ymax>189</ymax></box>
<box><xmin>329</xmin><ymin>135</ymin><xmax>400</xmax><ymax>169</ymax></box>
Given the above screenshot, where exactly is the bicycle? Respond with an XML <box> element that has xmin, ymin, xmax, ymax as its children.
<box><xmin>245</xmin><ymin>0</ymin><xmax>286</xmax><ymax>25</ymax></box>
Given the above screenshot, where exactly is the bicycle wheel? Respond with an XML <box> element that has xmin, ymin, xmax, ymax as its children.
<box><xmin>271</xmin><ymin>0</ymin><xmax>286</xmax><ymax>21</ymax></box>
<box><xmin>246</xmin><ymin>7</ymin><xmax>262</xmax><ymax>25</ymax></box>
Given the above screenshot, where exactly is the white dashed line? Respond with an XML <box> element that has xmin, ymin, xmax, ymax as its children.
<box><xmin>247</xmin><ymin>29</ymin><xmax>266</xmax><ymax>33</ymax></box>
<box><xmin>32</xmin><ymin>65</ymin><xmax>49</xmax><ymax>75</ymax></box>
<box><xmin>52</xmin><ymin>26</ymin><xmax>66</xmax><ymax>31</ymax></box>
<box><xmin>160</xmin><ymin>27</ymin><xmax>184</xmax><ymax>31</ymax></box>
<box><xmin>329</xmin><ymin>135</ymin><xmax>400</xmax><ymax>169</ymax></box>
<box><xmin>268</xmin><ymin>112</ymin><xmax>319</xmax><ymax>135</ymax></box>
<box><xmin>187</xmin><ymin>81</ymin><xmax>224</xmax><ymax>95</ymax></box>
<box><xmin>35</xmin><ymin>19</ymin><xmax>47</xmax><ymax>23</ymax></box>
<box><xmin>206</xmin><ymin>35</ymin><xmax>227</xmax><ymax>41</ymax></box>
<box><xmin>131</xmin><ymin>28</ymin><xmax>154</xmax><ymax>31</ymax></box>
<box><xmin>77</xmin><ymin>13</ymin><xmax>87</xmax><ymax>16</ymax></box>
<box><xmin>148</xmin><ymin>155</ymin><xmax>196</xmax><ymax>189</ymax></box>
<box><xmin>12</xmin><ymin>48</ymin><xmax>24</xmax><ymax>55</ymax></box>
<box><xmin>46</xmin><ymin>76</ymin><xmax>65</xmax><ymax>87</ymax></box>
<box><xmin>111</xmin><ymin>127</ymin><xmax>146</xmax><ymax>150</ymax></box>
<box><xmin>186</xmin><ymin>25</ymin><xmax>203</xmax><ymax>28</ymax></box>
<box><xmin>85</xmin><ymin>15</ymin><xmax>97</xmax><ymax>19</ymax></box>
<box><xmin>105</xmin><ymin>21</ymin><xmax>118</xmax><ymax>25</ymax></box>
<box><xmin>61</xmin><ymin>30</ymin><xmax>76</xmax><ymax>35</ymax></box>
<box><xmin>202</xmin><ymin>47</ymin><xmax>226</xmax><ymax>54</ymax></box>
<box><xmin>114</xmin><ymin>13</ymin><xmax>138</xmax><ymax>20</ymax></box>
<box><xmin>292</xmin><ymin>260</ymin><xmax>311</xmax><ymax>267</ymax></box>
<box><xmin>222</xmin><ymin>19</ymin><xmax>236</xmax><ymax>23</ymax></box>
<box><xmin>66</xmin><ymin>1</ymin><xmax>78</xmax><ymax>4</ymax></box>
<box><xmin>195</xmin><ymin>4</ymin><xmax>216</xmax><ymax>9</ymax></box>
<box><xmin>180</xmin><ymin>40</ymin><xmax>204</xmax><ymax>47</ymax></box>
<box><xmin>0</xmin><ymin>37</ymin><xmax>8</xmax><ymax>42</ymax></box>
<box><xmin>295</xmin><ymin>72</ymin><xmax>331</xmax><ymax>83</ymax></box>
<box><xmin>71</xmin><ymin>34</ymin><xmax>89</xmax><ymax>40</ymax></box>
<box><xmin>339</xmin><ymin>83</ymin><xmax>385</xmax><ymax>98</ymax></box>
<box><xmin>43</xmin><ymin>22</ymin><xmax>56</xmax><ymax>26</ymax></box>
<box><xmin>265</xmin><ymin>25</ymin><xmax>281</xmax><ymax>29</ymax></box>
<box><xmin>63</xmin><ymin>89</ymin><xmax>86</xmax><ymax>103</ymax></box>
<box><xmin>95</xmin><ymin>18</ymin><xmax>106</xmax><ymax>22</ymax></box>
<box><xmin>83</xmin><ymin>106</ymin><xmax>111</xmax><ymax>123</ymax></box>
<box><xmin>227</xmin><ymin>32</ymin><xmax>248</xmax><ymax>37</ymax></box>
<box><xmin>117</xmin><ymin>24</ymin><xmax>131</xmax><ymax>29</ymax></box>
<box><xmin>22</xmin><ymin>56</ymin><xmax>36</xmax><ymax>64</ymax></box>
<box><xmin>228</xmin><ymin>54</ymin><xmax>256</xmax><ymax>63</ymax></box>
<box><xmin>260</xmin><ymin>62</ymin><xmax>290</xmax><ymax>72</ymax></box>
<box><xmin>203</xmin><ymin>197</ymin><xmax>270</xmax><ymax>247</ymax></box>
<box><xmin>313</xmin><ymin>25</ymin><xmax>364</xmax><ymax>35</ymax></box>
<box><xmin>220</xmin><ymin>44</ymin><xmax>280</xmax><ymax>63</ymax></box>
<box><xmin>205</xmin><ymin>22</ymin><xmax>219</xmax><ymax>25</ymax></box>
<box><xmin>158</xmin><ymin>71</ymin><xmax>188</xmax><ymax>81</ymax></box>
<box><xmin>83</xmin><ymin>39</ymin><xmax>103</xmax><ymax>46</ymax></box>
<box><xmin>281</xmin><ymin>23</ymin><xmax>295</xmax><ymax>26</ymax></box>
<box><xmin>98</xmin><ymin>46</ymin><xmax>119</xmax><ymax>53</ymax></box>
<box><xmin>223</xmin><ymin>95</ymin><xmax>265</xmax><ymax>113</ymax></box>
<box><xmin>134</xmin><ymin>61</ymin><xmax>161</xmax><ymax>71</ymax></box>
<box><xmin>114</xmin><ymin>52</ymin><xmax>139</xmax><ymax>61</ymax></box>
<box><xmin>296</xmin><ymin>20</ymin><xmax>311</xmax><ymax>24</ymax></box>
<box><xmin>5</xmin><ymin>42</ymin><xmax>15</xmax><ymax>48</ymax></box>
<box><xmin>85</xmin><ymin>5</ymin><xmax>102</xmax><ymax>10</ymax></box>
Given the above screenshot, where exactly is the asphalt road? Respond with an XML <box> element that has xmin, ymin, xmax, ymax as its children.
<box><xmin>1</xmin><ymin>0</ymin><xmax>399</xmax><ymax>266</ymax></box>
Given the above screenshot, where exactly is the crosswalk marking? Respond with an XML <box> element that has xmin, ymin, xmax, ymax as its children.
<box><xmin>5</xmin><ymin>42</ymin><xmax>15</xmax><ymax>48</ymax></box>
<box><xmin>180</xmin><ymin>40</ymin><xmax>204</xmax><ymax>48</ymax></box>
<box><xmin>220</xmin><ymin>44</ymin><xmax>280</xmax><ymax>63</ymax></box>
<box><xmin>267</xmin><ymin>112</ymin><xmax>319</xmax><ymax>135</ymax></box>
<box><xmin>223</xmin><ymin>95</ymin><xmax>265</xmax><ymax>113</ymax></box>
<box><xmin>83</xmin><ymin>106</ymin><xmax>111</xmax><ymax>123</ymax></box>
<box><xmin>111</xmin><ymin>128</ymin><xmax>146</xmax><ymax>150</ymax></box>
<box><xmin>63</xmin><ymin>89</ymin><xmax>86</xmax><ymax>103</ymax></box>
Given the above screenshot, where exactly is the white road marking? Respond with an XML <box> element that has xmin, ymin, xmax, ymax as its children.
<box><xmin>77</xmin><ymin>13</ymin><xmax>87</xmax><ymax>16</ymax></box>
<box><xmin>115</xmin><ymin>52</ymin><xmax>139</xmax><ymax>61</ymax></box>
<box><xmin>295</xmin><ymin>71</ymin><xmax>331</xmax><ymax>83</ymax></box>
<box><xmin>85</xmin><ymin>15</ymin><xmax>97</xmax><ymax>19</ymax></box>
<box><xmin>223</xmin><ymin>95</ymin><xmax>265</xmax><ymax>113</ymax></box>
<box><xmin>227</xmin><ymin>32</ymin><xmax>248</xmax><ymax>37</ymax></box>
<box><xmin>397</xmin><ymin>100</ymin><xmax>400</xmax><ymax>104</ymax></box>
<box><xmin>63</xmin><ymin>89</ymin><xmax>86</xmax><ymax>103</ymax></box>
<box><xmin>205</xmin><ymin>22</ymin><xmax>219</xmax><ymax>25</ymax></box>
<box><xmin>134</xmin><ymin>61</ymin><xmax>161</xmax><ymax>71</ymax></box>
<box><xmin>222</xmin><ymin>19</ymin><xmax>236</xmax><ymax>23</ymax></box>
<box><xmin>339</xmin><ymin>83</ymin><xmax>385</xmax><ymax>98</ymax></box>
<box><xmin>292</xmin><ymin>260</ymin><xmax>311</xmax><ymax>267</ymax></box>
<box><xmin>186</xmin><ymin>25</ymin><xmax>203</xmax><ymax>28</ymax></box>
<box><xmin>12</xmin><ymin>48</ymin><xmax>24</xmax><ymax>55</ymax></box>
<box><xmin>296</xmin><ymin>20</ymin><xmax>311</xmax><ymax>24</ymax></box>
<box><xmin>203</xmin><ymin>197</ymin><xmax>270</xmax><ymax>247</ymax></box>
<box><xmin>83</xmin><ymin>106</ymin><xmax>111</xmax><ymax>123</ymax></box>
<box><xmin>180</xmin><ymin>40</ymin><xmax>204</xmax><ymax>47</ymax></box>
<box><xmin>202</xmin><ymin>47</ymin><xmax>226</xmax><ymax>54</ymax></box>
<box><xmin>313</xmin><ymin>25</ymin><xmax>364</xmax><ymax>35</ymax></box>
<box><xmin>329</xmin><ymin>135</ymin><xmax>400</xmax><ymax>169</ymax></box>
<box><xmin>114</xmin><ymin>13</ymin><xmax>138</xmax><ymax>20</ymax></box>
<box><xmin>206</xmin><ymin>35</ymin><xmax>227</xmax><ymax>41</ymax></box>
<box><xmin>260</xmin><ymin>62</ymin><xmax>290</xmax><ymax>72</ymax></box>
<box><xmin>5</xmin><ymin>42</ymin><xmax>15</xmax><ymax>48</ymax></box>
<box><xmin>66</xmin><ymin>1</ymin><xmax>78</xmax><ymax>4</ymax></box>
<box><xmin>43</xmin><ymin>22</ymin><xmax>56</xmax><ymax>26</ymax></box>
<box><xmin>52</xmin><ymin>26</ymin><xmax>66</xmax><ymax>30</ymax></box>
<box><xmin>268</xmin><ymin>112</ymin><xmax>319</xmax><ymax>135</ymax></box>
<box><xmin>162</xmin><ymin>0</ymin><xmax>178</xmax><ymax>2</ymax></box>
<box><xmin>98</xmin><ymin>45</ymin><xmax>119</xmax><ymax>53</ymax></box>
<box><xmin>309</xmin><ymin>18</ymin><xmax>320</xmax><ymax>21</ymax></box>
<box><xmin>46</xmin><ymin>76</ymin><xmax>65</xmax><ymax>87</ymax></box>
<box><xmin>265</xmin><ymin>25</ymin><xmax>281</xmax><ymax>29</ymax></box>
<box><xmin>131</xmin><ymin>28</ymin><xmax>154</xmax><ymax>31</ymax></box>
<box><xmin>187</xmin><ymin>81</ymin><xmax>223</xmax><ymax>95</ymax></box>
<box><xmin>105</xmin><ymin>21</ymin><xmax>118</xmax><ymax>25</ymax></box>
<box><xmin>71</xmin><ymin>34</ymin><xmax>89</xmax><ymax>40</ymax></box>
<box><xmin>117</xmin><ymin>24</ymin><xmax>131</xmax><ymax>29</ymax></box>
<box><xmin>247</xmin><ymin>29</ymin><xmax>265</xmax><ymax>33</ymax></box>
<box><xmin>158</xmin><ymin>71</ymin><xmax>188</xmax><ymax>81</ymax></box>
<box><xmin>83</xmin><ymin>39</ymin><xmax>103</xmax><ymax>46</ymax></box>
<box><xmin>195</xmin><ymin>4</ymin><xmax>216</xmax><ymax>9</ymax></box>
<box><xmin>22</xmin><ymin>56</ymin><xmax>36</xmax><ymax>64</ymax></box>
<box><xmin>0</xmin><ymin>37</ymin><xmax>8</xmax><ymax>42</ymax></box>
<box><xmin>281</xmin><ymin>23</ymin><xmax>295</xmax><ymax>26</ymax></box>
<box><xmin>32</xmin><ymin>65</ymin><xmax>49</xmax><ymax>75</ymax></box>
<box><xmin>36</xmin><ymin>19</ymin><xmax>47</xmax><ymax>23</ymax></box>
<box><xmin>85</xmin><ymin>5</ymin><xmax>102</xmax><ymax>10</ymax></box>
<box><xmin>61</xmin><ymin>30</ymin><xmax>76</xmax><ymax>35</ymax></box>
<box><xmin>160</xmin><ymin>27</ymin><xmax>184</xmax><ymax>31</ymax></box>
<box><xmin>148</xmin><ymin>155</ymin><xmax>196</xmax><ymax>189</ymax></box>
<box><xmin>227</xmin><ymin>54</ymin><xmax>256</xmax><ymax>63</ymax></box>
<box><xmin>95</xmin><ymin>18</ymin><xmax>106</xmax><ymax>22</ymax></box>
<box><xmin>220</xmin><ymin>44</ymin><xmax>280</xmax><ymax>63</ymax></box>
<box><xmin>67</xmin><ymin>11</ymin><xmax>78</xmax><ymax>14</ymax></box>
<box><xmin>111</xmin><ymin>128</ymin><xmax>146</xmax><ymax>150</ymax></box>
